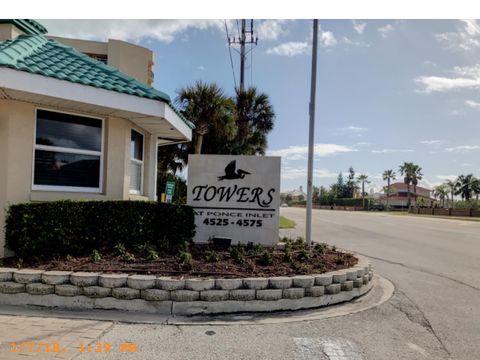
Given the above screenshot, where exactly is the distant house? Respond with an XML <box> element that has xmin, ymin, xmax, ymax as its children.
<box><xmin>381</xmin><ymin>182</ymin><xmax>434</xmax><ymax>208</ymax></box>
<box><xmin>0</xmin><ymin>20</ymin><xmax>193</xmax><ymax>257</ymax></box>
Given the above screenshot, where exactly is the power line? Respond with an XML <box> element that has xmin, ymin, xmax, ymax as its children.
<box><xmin>224</xmin><ymin>20</ymin><xmax>237</xmax><ymax>90</ymax></box>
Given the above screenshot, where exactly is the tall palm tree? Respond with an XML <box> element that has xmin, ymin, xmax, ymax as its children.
<box><xmin>472</xmin><ymin>176</ymin><xmax>480</xmax><ymax>201</ymax></box>
<box><xmin>445</xmin><ymin>179</ymin><xmax>457</xmax><ymax>208</ymax></box>
<box><xmin>382</xmin><ymin>169</ymin><xmax>396</xmax><ymax>210</ymax></box>
<box><xmin>176</xmin><ymin>81</ymin><xmax>234</xmax><ymax>154</ymax></box>
<box><xmin>232</xmin><ymin>87</ymin><xmax>275</xmax><ymax>155</ymax></box>
<box><xmin>357</xmin><ymin>174</ymin><xmax>370</xmax><ymax>209</ymax></box>
<box><xmin>455</xmin><ymin>174</ymin><xmax>475</xmax><ymax>200</ymax></box>
<box><xmin>433</xmin><ymin>184</ymin><xmax>449</xmax><ymax>207</ymax></box>
<box><xmin>399</xmin><ymin>162</ymin><xmax>414</xmax><ymax>209</ymax></box>
<box><xmin>410</xmin><ymin>164</ymin><xmax>423</xmax><ymax>206</ymax></box>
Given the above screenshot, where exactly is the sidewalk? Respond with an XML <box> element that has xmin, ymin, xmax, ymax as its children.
<box><xmin>0</xmin><ymin>315</ymin><xmax>113</xmax><ymax>359</ymax></box>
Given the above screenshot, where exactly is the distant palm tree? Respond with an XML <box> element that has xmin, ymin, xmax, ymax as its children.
<box><xmin>433</xmin><ymin>184</ymin><xmax>449</xmax><ymax>207</ymax></box>
<box><xmin>382</xmin><ymin>169</ymin><xmax>396</xmax><ymax>210</ymax></box>
<box><xmin>455</xmin><ymin>174</ymin><xmax>475</xmax><ymax>200</ymax></box>
<box><xmin>357</xmin><ymin>174</ymin><xmax>370</xmax><ymax>209</ymax></box>
<box><xmin>472</xmin><ymin>177</ymin><xmax>480</xmax><ymax>201</ymax></box>
<box><xmin>445</xmin><ymin>179</ymin><xmax>457</xmax><ymax>208</ymax></box>
<box><xmin>399</xmin><ymin>162</ymin><xmax>414</xmax><ymax>209</ymax></box>
<box><xmin>176</xmin><ymin>81</ymin><xmax>234</xmax><ymax>154</ymax></box>
<box><xmin>410</xmin><ymin>164</ymin><xmax>423</xmax><ymax>206</ymax></box>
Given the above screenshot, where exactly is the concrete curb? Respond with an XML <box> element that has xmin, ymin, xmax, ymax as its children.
<box><xmin>0</xmin><ymin>255</ymin><xmax>373</xmax><ymax>315</ymax></box>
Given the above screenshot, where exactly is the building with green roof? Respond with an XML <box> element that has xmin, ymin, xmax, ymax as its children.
<box><xmin>0</xmin><ymin>20</ymin><xmax>193</xmax><ymax>257</ymax></box>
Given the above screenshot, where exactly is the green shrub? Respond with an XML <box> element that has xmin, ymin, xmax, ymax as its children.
<box><xmin>230</xmin><ymin>243</ymin><xmax>245</xmax><ymax>264</ymax></box>
<box><xmin>90</xmin><ymin>249</ymin><xmax>102</xmax><ymax>263</ymax></box>
<box><xmin>258</xmin><ymin>251</ymin><xmax>273</xmax><ymax>266</ymax></box>
<box><xmin>179</xmin><ymin>251</ymin><xmax>193</xmax><ymax>270</ymax></box>
<box><xmin>205</xmin><ymin>250</ymin><xmax>221</xmax><ymax>263</ymax></box>
<box><xmin>147</xmin><ymin>248</ymin><xmax>160</xmax><ymax>261</ymax></box>
<box><xmin>5</xmin><ymin>200</ymin><xmax>195</xmax><ymax>258</ymax></box>
<box><xmin>314</xmin><ymin>243</ymin><xmax>328</xmax><ymax>255</ymax></box>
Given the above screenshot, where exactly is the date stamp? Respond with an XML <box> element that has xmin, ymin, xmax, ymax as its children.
<box><xmin>8</xmin><ymin>341</ymin><xmax>137</xmax><ymax>354</ymax></box>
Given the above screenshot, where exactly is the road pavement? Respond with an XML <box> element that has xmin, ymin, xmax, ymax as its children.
<box><xmin>1</xmin><ymin>209</ymin><xmax>479</xmax><ymax>359</ymax></box>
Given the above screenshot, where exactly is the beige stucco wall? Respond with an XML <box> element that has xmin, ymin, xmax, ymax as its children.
<box><xmin>0</xmin><ymin>99</ymin><xmax>154</xmax><ymax>258</ymax></box>
<box><xmin>0</xmin><ymin>24</ymin><xmax>24</xmax><ymax>42</ymax></box>
<box><xmin>49</xmin><ymin>36</ymin><xmax>154</xmax><ymax>85</ymax></box>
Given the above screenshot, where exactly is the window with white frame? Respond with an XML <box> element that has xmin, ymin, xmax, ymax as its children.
<box><xmin>130</xmin><ymin>129</ymin><xmax>144</xmax><ymax>194</ymax></box>
<box><xmin>33</xmin><ymin>109</ymin><xmax>103</xmax><ymax>192</ymax></box>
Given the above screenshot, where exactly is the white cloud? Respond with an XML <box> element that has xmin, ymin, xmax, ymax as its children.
<box><xmin>41</xmin><ymin>19</ymin><xmax>224</xmax><ymax>43</ymax></box>
<box><xmin>435</xmin><ymin>20</ymin><xmax>480</xmax><ymax>51</ymax></box>
<box><xmin>437</xmin><ymin>175</ymin><xmax>458</xmax><ymax>181</ymax></box>
<box><xmin>196</xmin><ymin>65</ymin><xmax>205</xmax><ymax>71</ymax></box>
<box><xmin>465</xmin><ymin>99</ymin><xmax>480</xmax><ymax>109</ymax></box>
<box><xmin>352</xmin><ymin>20</ymin><xmax>367</xmax><ymax>35</ymax></box>
<box><xmin>319</xmin><ymin>28</ymin><xmax>337</xmax><ymax>47</ymax></box>
<box><xmin>341</xmin><ymin>37</ymin><xmax>371</xmax><ymax>47</ymax></box>
<box><xmin>268</xmin><ymin>143</ymin><xmax>357</xmax><ymax>160</ymax></box>
<box><xmin>281</xmin><ymin>167</ymin><xmax>337</xmax><ymax>180</ymax></box>
<box><xmin>444</xmin><ymin>145</ymin><xmax>480</xmax><ymax>152</ymax></box>
<box><xmin>419</xmin><ymin>140</ymin><xmax>441</xmax><ymax>144</ymax></box>
<box><xmin>266</xmin><ymin>42</ymin><xmax>308</xmax><ymax>56</ymax></box>
<box><xmin>255</xmin><ymin>20</ymin><xmax>291</xmax><ymax>41</ymax></box>
<box><xmin>377</xmin><ymin>24</ymin><xmax>394</xmax><ymax>38</ymax></box>
<box><xmin>371</xmin><ymin>149</ymin><xmax>414</xmax><ymax>153</ymax></box>
<box><xmin>415</xmin><ymin>64</ymin><xmax>480</xmax><ymax>93</ymax></box>
<box><xmin>338</xmin><ymin>125</ymin><xmax>368</xmax><ymax>133</ymax></box>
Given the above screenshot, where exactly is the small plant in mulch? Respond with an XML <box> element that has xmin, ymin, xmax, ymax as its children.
<box><xmin>205</xmin><ymin>250</ymin><xmax>221</xmax><ymax>263</ymax></box>
<box><xmin>146</xmin><ymin>248</ymin><xmax>160</xmax><ymax>261</ymax></box>
<box><xmin>257</xmin><ymin>251</ymin><xmax>273</xmax><ymax>266</ymax></box>
<box><xmin>230</xmin><ymin>243</ymin><xmax>246</xmax><ymax>264</ymax></box>
<box><xmin>179</xmin><ymin>251</ymin><xmax>193</xmax><ymax>270</ymax></box>
<box><xmin>314</xmin><ymin>243</ymin><xmax>328</xmax><ymax>255</ymax></box>
<box><xmin>89</xmin><ymin>250</ymin><xmax>102</xmax><ymax>263</ymax></box>
<box><xmin>283</xmin><ymin>248</ymin><xmax>293</xmax><ymax>263</ymax></box>
<box><xmin>297</xmin><ymin>248</ymin><xmax>310</xmax><ymax>261</ymax></box>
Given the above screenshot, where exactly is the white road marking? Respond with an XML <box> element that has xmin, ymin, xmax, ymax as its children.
<box><xmin>294</xmin><ymin>337</ymin><xmax>363</xmax><ymax>360</ymax></box>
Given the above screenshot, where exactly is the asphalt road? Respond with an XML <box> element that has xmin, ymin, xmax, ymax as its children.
<box><xmin>71</xmin><ymin>209</ymin><xmax>480</xmax><ymax>360</ymax></box>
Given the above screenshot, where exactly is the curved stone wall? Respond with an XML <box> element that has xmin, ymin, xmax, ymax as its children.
<box><xmin>0</xmin><ymin>256</ymin><xmax>373</xmax><ymax>315</ymax></box>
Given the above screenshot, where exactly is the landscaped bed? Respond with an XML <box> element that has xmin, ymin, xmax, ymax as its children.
<box><xmin>2</xmin><ymin>238</ymin><xmax>357</xmax><ymax>279</ymax></box>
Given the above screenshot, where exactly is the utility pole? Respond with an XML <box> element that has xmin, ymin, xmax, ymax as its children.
<box><xmin>228</xmin><ymin>19</ymin><xmax>258</xmax><ymax>92</ymax></box>
<box><xmin>306</xmin><ymin>19</ymin><xmax>319</xmax><ymax>247</ymax></box>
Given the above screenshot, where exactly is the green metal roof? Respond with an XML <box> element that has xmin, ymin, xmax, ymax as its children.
<box><xmin>0</xmin><ymin>34</ymin><xmax>194</xmax><ymax>130</ymax></box>
<box><xmin>0</xmin><ymin>19</ymin><xmax>47</xmax><ymax>35</ymax></box>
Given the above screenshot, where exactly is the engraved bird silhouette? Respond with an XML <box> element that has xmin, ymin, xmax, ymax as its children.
<box><xmin>218</xmin><ymin>160</ymin><xmax>251</xmax><ymax>180</ymax></box>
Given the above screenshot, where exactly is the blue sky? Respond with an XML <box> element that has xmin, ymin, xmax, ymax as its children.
<box><xmin>40</xmin><ymin>19</ymin><xmax>480</xmax><ymax>191</ymax></box>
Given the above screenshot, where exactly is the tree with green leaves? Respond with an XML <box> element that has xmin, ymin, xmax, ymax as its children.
<box><xmin>357</xmin><ymin>174</ymin><xmax>370</xmax><ymax>209</ymax></box>
<box><xmin>176</xmin><ymin>81</ymin><xmax>235</xmax><ymax>155</ymax></box>
<box><xmin>399</xmin><ymin>162</ymin><xmax>422</xmax><ymax>209</ymax></box>
<box><xmin>445</xmin><ymin>179</ymin><xmax>457</xmax><ymax>209</ymax></box>
<box><xmin>433</xmin><ymin>184</ymin><xmax>449</xmax><ymax>207</ymax></box>
<box><xmin>382</xmin><ymin>169</ymin><xmax>396</xmax><ymax>210</ymax></box>
<box><xmin>455</xmin><ymin>174</ymin><xmax>475</xmax><ymax>200</ymax></box>
<box><xmin>345</xmin><ymin>166</ymin><xmax>359</xmax><ymax>198</ymax></box>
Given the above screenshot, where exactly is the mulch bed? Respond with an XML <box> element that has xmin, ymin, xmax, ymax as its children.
<box><xmin>2</xmin><ymin>243</ymin><xmax>358</xmax><ymax>279</ymax></box>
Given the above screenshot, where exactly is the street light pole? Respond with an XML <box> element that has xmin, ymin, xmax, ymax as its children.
<box><xmin>306</xmin><ymin>19</ymin><xmax>318</xmax><ymax>247</ymax></box>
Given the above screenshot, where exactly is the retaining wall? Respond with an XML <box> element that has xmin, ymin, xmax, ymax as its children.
<box><xmin>0</xmin><ymin>257</ymin><xmax>373</xmax><ymax>315</ymax></box>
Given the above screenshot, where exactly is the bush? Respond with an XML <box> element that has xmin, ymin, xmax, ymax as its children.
<box><xmin>6</xmin><ymin>200</ymin><xmax>195</xmax><ymax>259</ymax></box>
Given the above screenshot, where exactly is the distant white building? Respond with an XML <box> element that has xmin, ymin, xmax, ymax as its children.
<box><xmin>282</xmin><ymin>186</ymin><xmax>306</xmax><ymax>201</ymax></box>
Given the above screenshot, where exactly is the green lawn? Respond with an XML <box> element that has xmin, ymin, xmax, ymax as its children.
<box><xmin>279</xmin><ymin>216</ymin><xmax>296</xmax><ymax>229</ymax></box>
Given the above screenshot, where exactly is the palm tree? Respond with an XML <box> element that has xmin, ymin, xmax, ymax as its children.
<box><xmin>231</xmin><ymin>87</ymin><xmax>275</xmax><ymax>155</ymax></box>
<box><xmin>357</xmin><ymin>174</ymin><xmax>370</xmax><ymax>209</ymax></box>
<box><xmin>433</xmin><ymin>184</ymin><xmax>449</xmax><ymax>207</ymax></box>
<box><xmin>382</xmin><ymin>169</ymin><xmax>396</xmax><ymax>210</ymax></box>
<box><xmin>445</xmin><ymin>179</ymin><xmax>457</xmax><ymax>208</ymax></box>
<box><xmin>472</xmin><ymin>176</ymin><xmax>480</xmax><ymax>201</ymax></box>
<box><xmin>176</xmin><ymin>81</ymin><xmax>234</xmax><ymax>154</ymax></box>
<box><xmin>410</xmin><ymin>164</ymin><xmax>423</xmax><ymax>206</ymax></box>
<box><xmin>399</xmin><ymin>162</ymin><xmax>414</xmax><ymax>209</ymax></box>
<box><xmin>455</xmin><ymin>174</ymin><xmax>475</xmax><ymax>200</ymax></box>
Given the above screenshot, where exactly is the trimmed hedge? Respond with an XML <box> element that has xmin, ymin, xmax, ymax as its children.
<box><xmin>5</xmin><ymin>201</ymin><xmax>195</xmax><ymax>258</ymax></box>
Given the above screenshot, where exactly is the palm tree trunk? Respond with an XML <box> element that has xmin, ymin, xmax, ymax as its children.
<box><xmin>194</xmin><ymin>133</ymin><xmax>204</xmax><ymax>154</ymax></box>
<box><xmin>386</xmin><ymin>178</ymin><xmax>390</xmax><ymax>210</ymax></box>
<box><xmin>414</xmin><ymin>185</ymin><xmax>417</xmax><ymax>207</ymax></box>
<box><xmin>362</xmin><ymin>181</ymin><xmax>365</xmax><ymax>209</ymax></box>
<box><xmin>407</xmin><ymin>184</ymin><xmax>411</xmax><ymax>210</ymax></box>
